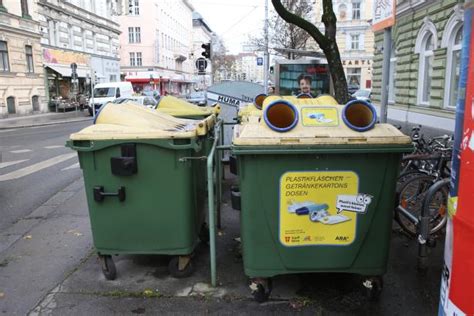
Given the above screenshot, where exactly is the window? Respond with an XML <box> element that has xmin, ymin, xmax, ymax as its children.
<box><xmin>128</xmin><ymin>27</ymin><xmax>134</xmax><ymax>43</ymax></box>
<box><xmin>7</xmin><ymin>96</ymin><xmax>15</xmax><ymax>114</ymax></box>
<box><xmin>352</xmin><ymin>1</ymin><xmax>361</xmax><ymax>20</ymax></box>
<box><xmin>388</xmin><ymin>45</ymin><xmax>397</xmax><ymax>103</ymax></box>
<box><xmin>415</xmin><ymin>21</ymin><xmax>437</xmax><ymax>106</ymax></box>
<box><xmin>442</xmin><ymin>9</ymin><xmax>464</xmax><ymax>109</ymax></box>
<box><xmin>136</xmin><ymin>52</ymin><xmax>142</xmax><ymax>66</ymax></box>
<box><xmin>351</xmin><ymin>34</ymin><xmax>360</xmax><ymax>50</ymax></box>
<box><xmin>347</xmin><ymin>68</ymin><xmax>361</xmax><ymax>86</ymax></box>
<box><xmin>128</xmin><ymin>27</ymin><xmax>141</xmax><ymax>43</ymax></box>
<box><xmin>419</xmin><ymin>34</ymin><xmax>434</xmax><ymax>105</ymax></box>
<box><xmin>0</xmin><ymin>41</ymin><xmax>10</xmax><ymax>72</ymax></box>
<box><xmin>48</xmin><ymin>20</ymin><xmax>57</xmax><ymax>46</ymax></box>
<box><xmin>25</xmin><ymin>45</ymin><xmax>34</xmax><ymax>73</ymax></box>
<box><xmin>338</xmin><ymin>4</ymin><xmax>347</xmax><ymax>20</ymax></box>
<box><xmin>32</xmin><ymin>95</ymin><xmax>40</xmax><ymax>111</ymax></box>
<box><xmin>135</xmin><ymin>27</ymin><xmax>141</xmax><ymax>43</ymax></box>
<box><xmin>128</xmin><ymin>0</ymin><xmax>139</xmax><ymax>15</ymax></box>
<box><xmin>129</xmin><ymin>52</ymin><xmax>142</xmax><ymax>66</ymax></box>
<box><xmin>447</xmin><ymin>28</ymin><xmax>462</xmax><ymax>108</ymax></box>
<box><xmin>21</xmin><ymin>0</ymin><xmax>30</xmax><ymax>18</ymax></box>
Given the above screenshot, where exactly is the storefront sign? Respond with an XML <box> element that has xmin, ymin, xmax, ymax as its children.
<box><xmin>43</xmin><ymin>48</ymin><xmax>90</xmax><ymax>66</ymax></box>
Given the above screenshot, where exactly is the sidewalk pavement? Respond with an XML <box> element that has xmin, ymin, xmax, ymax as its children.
<box><xmin>0</xmin><ymin>111</ymin><xmax>92</xmax><ymax>129</ymax></box>
<box><xmin>0</xmin><ymin>170</ymin><xmax>444</xmax><ymax>315</ymax></box>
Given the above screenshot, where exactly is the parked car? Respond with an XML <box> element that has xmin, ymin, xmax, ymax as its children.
<box><xmin>186</xmin><ymin>91</ymin><xmax>207</xmax><ymax>106</ymax></box>
<box><xmin>142</xmin><ymin>89</ymin><xmax>161</xmax><ymax>101</ymax></box>
<box><xmin>347</xmin><ymin>84</ymin><xmax>360</xmax><ymax>95</ymax></box>
<box><xmin>352</xmin><ymin>89</ymin><xmax>372</xmax><ymax>103</ymax></box>
<box><xmin>112</xmin><ymin>96</ymin><xmax>158</xmax><ymax>109</ymax></box>
<box><xmin>88</xmin><ymin>82</ymin><xmax>134</xmax><ymax>116</ymax></box>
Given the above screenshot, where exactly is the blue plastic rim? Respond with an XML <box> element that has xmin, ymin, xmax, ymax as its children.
<box><xmin>263</xmin><ymin>100</ymin><xmax>299</xmax><ymax>132</ymax></box>
<box><xmin>93</xmin><ymin>102</ymin><xmax>109</xmax><ymax>124</ymax></box>
<box><xmin>342</xmin><ymin>100</ymin><xmax>377</xmax><ymax>132</ymax></box>
<box><xmin>253</xmin><ymin>93</ymin><xmax>267</xmax><ymax>109</ymax></box>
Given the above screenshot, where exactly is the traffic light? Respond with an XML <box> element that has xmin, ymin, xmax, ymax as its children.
<box><xmin>269</xmin><ymin>66</ymin><xmax>274</xmax><ymax>74</ymax></box>
<box><xmin>201</xmin><ymin>43</ymin><xmax>211</xmax><ymax>59</ymax></box>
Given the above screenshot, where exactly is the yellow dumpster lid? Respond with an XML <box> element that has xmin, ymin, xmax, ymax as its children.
<box><xmin>233</xmin><ymin>99</ymin><xmax>411</xmax><ymax>146</ymax></box>
<box><xmin>157</xmin><ymin>95</ymin><xmax>217</xmax><ymax>116</ymax></box>
<box><xmin>71</xmin><ymin>102</ymin><xmax>215</xmax><ymax>140</ymax></box>
<box><xmin>70</xmin><ymin>123</ymin><xmax>200</xmax><ymax>140</ymax></box>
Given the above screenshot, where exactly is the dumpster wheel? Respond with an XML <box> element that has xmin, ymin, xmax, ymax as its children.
<box><xmin>100</xmin><ymin>255</ymin><xmax>117</xmax><ymax>280</ymax></box>
<box><xmin>199</xmin><ymin>223</ymin><xmax>210</xmax><ymax>244</ymax></box>
<box><xmin>168</xmin><ymin>255</ymin><xmax>194</xmax><ymax>278</ymax></box>
<box><xmin>362</xmin><ymin>276</ymin><xmax>383</xmax><ymax>301</ymax></box>
<box><xmin>249</xmin><ymin>278</ymin><xmax>272</xmax><ymax>303</ymax></box>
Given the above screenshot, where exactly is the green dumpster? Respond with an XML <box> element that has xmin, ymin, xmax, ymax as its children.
<box><xmin>232</xmin><ymin>97</ymin><xmax>412</xmax><ymax>301</ymax></box>
<box><xmin>67</xmin><ymin>103</ymin><xmax>215</xmax><ymax>280</ymax></box>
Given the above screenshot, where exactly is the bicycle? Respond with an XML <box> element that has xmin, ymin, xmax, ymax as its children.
<box><xmin>395</xmin><ymin>134</ymin><xmax>452</xmax><ymax>237</ymax></box>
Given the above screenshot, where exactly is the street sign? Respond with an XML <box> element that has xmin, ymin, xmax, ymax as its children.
<box><xmin>195</xmin><ymin>58</ymin><xmax>208</xmax><ymax>72</ymax></box>
<box><xmin>71</xmin><ymin>62</ymin><xmax>77</xmax><ymax>79</ymax></box>
<box><xmin>373</xmin><ymin>0</ymin><xmax>395</xmax><ymax>31</ymax></box>
<box><xmin>257</xmin><ymin>57</ymin><xmax>263</xmax><ymax>66</ymax></box>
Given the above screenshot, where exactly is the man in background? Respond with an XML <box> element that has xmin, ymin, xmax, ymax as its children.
<box><xmin>297</xmin><ymin>74</ymin><xmax>313</xmax><ymax>97</ymax></box>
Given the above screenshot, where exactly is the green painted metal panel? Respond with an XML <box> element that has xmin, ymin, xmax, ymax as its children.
<box><xmin>68</xmin><ymin>138</ymin><xmax>207</xmax><ymax>256</ymax></box>
<box><xmin>234</xmin><ymin>145</ymin><xmax>411</xmax><ymax>278</ymax></box>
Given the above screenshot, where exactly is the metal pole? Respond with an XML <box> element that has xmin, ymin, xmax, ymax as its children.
<box><xmin>91</xmin><ymin>71</ymin><xmax>95</xmax><ymax>118</ymax></box>
<box><xmin>207</xmin><ymin>120</ymin><xmax>222</xmax><ymax>287</ymax></box>
<box><xmin>380</xmin><ymin>27</ymin><xmax>392</xmax><ymax>123</ymax></box>
<box><xmin>263</xmin><ymin>0</ymin><xmax>269</xmax><ymax>94</ymax></box>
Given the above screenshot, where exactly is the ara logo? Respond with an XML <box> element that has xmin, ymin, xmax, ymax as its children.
<box><xmin>335</xmin><ymin>236</ymin><xmax>349</xmax><ymax>241</ymax></box>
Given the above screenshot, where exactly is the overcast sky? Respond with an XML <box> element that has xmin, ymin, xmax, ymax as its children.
<box><xmin>189</xmin><ymin>0</ymin><xmax>270</xmax><ymax>54</ymax></box>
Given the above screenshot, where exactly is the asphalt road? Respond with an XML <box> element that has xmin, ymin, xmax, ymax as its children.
<box><xmin>0</xmin><ymin>121</ymin><xmax>91</xmax><ymax>231</ymax></box>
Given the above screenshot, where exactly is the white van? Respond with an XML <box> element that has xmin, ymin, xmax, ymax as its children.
<box><xmin>88</xmin><ymin>82</ymin><xmax>133</xmax><ymax>116</ymax></box>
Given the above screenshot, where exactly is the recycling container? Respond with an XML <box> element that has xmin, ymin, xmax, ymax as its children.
<box><xmin>232</xmin><ymin>96</ymin><xmax>412</xmax><ymax>301</ymax></box>
<box><xmin>67</xmin><ymin>103</ymin><xmax>215</xmax><ymax>280</ymax></box>
<box><xmin>155</xmin><ymin>96</ymin><xmax>220</xmax><ymax>195</ymax></box>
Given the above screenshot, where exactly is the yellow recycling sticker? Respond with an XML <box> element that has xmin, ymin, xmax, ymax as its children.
<box><xmin>301</xmin><ymin>107</ymin><xmax>339</xmax><ymax>127</ymax></box>
<box><xmin>280</xmin><ymin>171</ymin><xmax>370</xmax><ymax>246</ymax></box>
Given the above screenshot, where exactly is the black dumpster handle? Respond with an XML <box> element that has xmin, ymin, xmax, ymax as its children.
<box><xmin>93</xmin><ymin>186</ymin><xmax>126</xmax><ymax>202</ymax></box>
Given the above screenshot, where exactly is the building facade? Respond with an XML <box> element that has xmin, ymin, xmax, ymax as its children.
<box><xmin>313</xmin><ymin>0</ymin><xmax>374</xmax><ymax>89</ymax></box>
<box><xmin>372</xmin><ymin>0</ymin><xmax>463</xmax><ymax>131</ymax></box>
<box><xmin>35</xmin><ymin>0</ymin><xmax>121</xmax><ymax>104</ymax></box>
<box><xmin>0</xmin><ymin>0</ymin><xmax>46</xmax><ymax>117</ymax></box>
<box><xmin>118</xmin><ymin>0</ymin><xmax>196</xmax><ymax>96</ymax></box>
<box><xmin>235</xmin><ymin>52</ymin><xmax>264</xmax><ymax>83</ymax></box>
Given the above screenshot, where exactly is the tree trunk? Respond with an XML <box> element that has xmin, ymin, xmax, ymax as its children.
<box><xmin>322</xmin><ymin>45</ymin><xmax>349</xmax><ymax>104</ymax></box>
<box><xmin>271</xmin><ymin>0</ymin><xmax>350</xmax><ymax>104</ymax></box>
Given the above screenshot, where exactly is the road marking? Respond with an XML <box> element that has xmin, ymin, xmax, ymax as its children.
<box><xmin>44</xmin><ymin>145</ymin><xmax>64</xmax><ymax>149</ymax></box>
<box><xmin>0</xmin><ymin>159</ymin><xmax>29</xmax><ymax>169</ymax></box>
<box><xmin>0</xmin><ymin>153</ymin><xmax>76</xmax><ymax>181</ymax></box>
<box><xmin>10</xmin><ymin>149</ymin><xmax>32</xmax><ymax>154</ymax></box>
<box><xmin>61</xmin><ymin>162</ymin><xmax>79</xmax><ymax>171</ymax></box>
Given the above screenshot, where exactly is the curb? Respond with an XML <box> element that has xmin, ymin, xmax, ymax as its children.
<box><xmin>0</xmin><ymin>117</ymin><xmax>92</xmax><ymax>130</ymax></box>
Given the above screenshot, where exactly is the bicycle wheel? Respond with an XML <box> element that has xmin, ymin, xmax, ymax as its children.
<box><xmin>396</xmin><ymin>170</ymin><xmax>428</xmax><ymax>193</ymax></box>
<box><xmin>395</xmin><ymin>175</ymin><xmax>436</xmax><ymax>236</ymax></box>
<box><xmin>422</xmin><ymin>179</ymin><xmax>449</xmax><ymax>235</ymax></box>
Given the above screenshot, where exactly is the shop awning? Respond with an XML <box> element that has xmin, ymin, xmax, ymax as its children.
<box><xmin>45</xmin><ymin>63</ymin><xmax>90</xmax><ymax>78</ymax></box>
